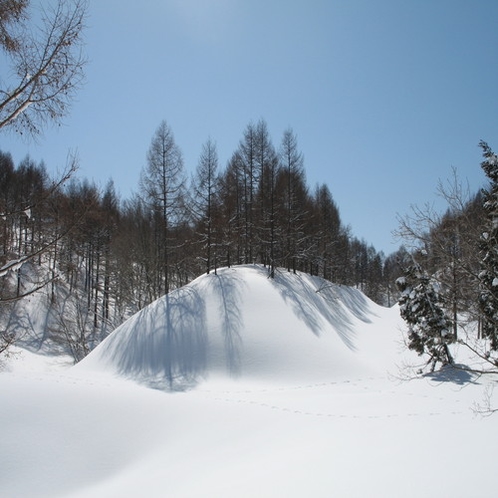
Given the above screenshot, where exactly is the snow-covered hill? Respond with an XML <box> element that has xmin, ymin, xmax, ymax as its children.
<box><xmin>0</xmin><ymin>265</ymin><xmax>495</xmax><ymax>498</ymax></box>
<box><xmin>76</xmin><ymin>265</ymin><xmax>400</xmax><ymax>387</ymax></box>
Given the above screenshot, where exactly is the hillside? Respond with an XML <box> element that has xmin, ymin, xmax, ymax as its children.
<box><xmin>0</xmin><ymin>265</ymin><xmax>496</xmax><ymax>498</ymax></box>
<box><xmin>76</xmin><ymin>265</ymin><xmax>399</xmax><ymax>387</ymax></box>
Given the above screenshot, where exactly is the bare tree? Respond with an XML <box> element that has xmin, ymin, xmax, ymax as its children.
<box><xmin>311</xmin><ymin>184</ymin><xmax>343</xmax><ymax>281</ymax></box>
<box><xmin>0</xmin><ymin>152</ymin><xmax>77</xmax><ymax>355</ymax></box>
<box><xmin>0</xmin><ymin>0</ymin><xmax>87</xmax><ymax>136</ymax></box>
<box><xmin>140</xmin><ymin>120</ymin><xmax>185</xmax><ymax>295</ymax></box>
<box><xmin>218</xmin><ymin>151</ymin><xmax>244</xmax><ymax>268</ymax></box>
<box><xmin>190</xmin><ymin>138</ymin><xmax>219</xmax><ymax>275</ymax></box>
<box><xmin>237</xmin><ymin>122</ymin><xmax>258</xmax><ymax>264</ymax></box>
<box><xmin>277</xmin><ymin>128</ymin><xmax>307</xmax><ymax>274</ymax></box>
<box><xmin>254</xmin><ymin>119</ymin><xmax>278</xmax><ymax>270</ymax></box>
<box><xmin>0</xmin><ymin>153</ymin><xmax>77</xmax><ymax>296</ymax></box>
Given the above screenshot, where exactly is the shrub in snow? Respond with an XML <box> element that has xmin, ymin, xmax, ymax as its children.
<box><xmin>396</xmin><ymin>262</ymin><xmax>455</xmax><ymax>371</ymax></box>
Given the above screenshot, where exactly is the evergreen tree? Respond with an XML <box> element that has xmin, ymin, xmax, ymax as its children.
<box><xmin>478</xmin><ymin>141</ymin><xmax>498</xmax><ymax>349</ymax></box>
<box><xmin>396</xmin><ymin>261</ymin><xmax>454</xmax><ymax>371</ymax></box>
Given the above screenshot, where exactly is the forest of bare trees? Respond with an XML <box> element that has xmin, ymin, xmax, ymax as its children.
<box><xmin>0</xmin><ymin>118</ymin><xmax>403</xmax><ymax>358</ymax></box>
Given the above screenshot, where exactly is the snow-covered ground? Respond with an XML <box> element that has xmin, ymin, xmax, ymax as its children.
<box><xmin>0</xmin><ymin>265</ymin><xmax>495</xmax><ymax>497</ymax></box>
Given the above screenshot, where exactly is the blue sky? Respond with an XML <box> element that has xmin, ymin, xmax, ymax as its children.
<box><xmin>2</xmin><ymin>0</ymin><xmax>498</xmax><ymax>254</ymax></box>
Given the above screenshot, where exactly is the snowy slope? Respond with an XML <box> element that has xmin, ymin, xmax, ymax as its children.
<box><xmin>1</xmin><ymin>265</ymin><xmax>496</xmax><ymax>498</ymax></box>
<box><xmin>76</xmin><ymin>265</ymin><xmax>396</xmax><ymax>386</ymax></box>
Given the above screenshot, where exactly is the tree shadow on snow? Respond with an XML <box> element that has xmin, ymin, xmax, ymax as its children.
<box><xmin>273</xmin><ymin>271</ymin><xmax>374</xmax><ymax>351</ymax></box>
<box><xmin>100</xmin><ymin>286</ymin><xmax>208</xmax><ymax>391</ymax></box>
<box><xmin>424</xmin><ymin>364</ymin><xmax>479</xmax><ymax>386</ymax></box>
<box><xmin>212</xmin><ymin>271</ymin><xmax>245</xmax><ymax>377</ymax></box>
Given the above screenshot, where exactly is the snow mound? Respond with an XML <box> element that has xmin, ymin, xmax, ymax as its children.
<box><xmin>77</xmin><ymin>265</ymin><xmax>401</xmax><ymax>387</ymax></box>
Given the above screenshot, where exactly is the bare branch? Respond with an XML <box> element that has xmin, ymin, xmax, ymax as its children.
<box><xmin>472</xmin><ymin>384</ymin><xmax>498</xmax><ymax>417</ymax></box>
<box><xmin>0</xmin><ymin>0</ymin><xmax>88</xmax><ymax>136</ymax></box>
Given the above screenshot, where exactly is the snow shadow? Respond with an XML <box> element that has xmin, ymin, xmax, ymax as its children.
<box><xmin>424</xmin><ymin>364</ymin><xmax>479</xmax><ymax>386</ymax></box>
<box><xmin>101</xmin><ymin>286</ymin><xmax>208</xmax><ymax>390</ymax></box>
<box><xmin>333</xmin><ymin>285</ymin><xmax>376</xmax><ymax>323</ymax></box>
<box><xmin>3</xmin><ymin>302</ymin><xmax>39</xmax><ymax>349</ymax></box>
<box><xmin>4</xmin><ymin>296</ymin><xmax>54</xmax><ymax>354</ymax></box>
<box><xmin>273</xmin><ymin>271</ymin><xmax>373</xmax><ymax>351</ymax></box>
<box><xmin>212</xmin><ymin>271</ymin><xmax>245</xmax><ymax>377</ymax></box>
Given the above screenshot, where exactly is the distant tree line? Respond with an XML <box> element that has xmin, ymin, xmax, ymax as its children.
<box><xmin>0</xmin><ymin>119</ymin><xmax>404</xmax><ymax>358</ymax></box>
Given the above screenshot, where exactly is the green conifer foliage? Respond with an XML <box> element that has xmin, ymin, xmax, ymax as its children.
<box><xmin>396</xmin><ymin>262</ymin><xmax>454</xmax><ymax>371</ymax></box>
<box><xmin>478</xmin><ymin>141</ymin><xmax>498</xmax><ymax>350</ymax></box>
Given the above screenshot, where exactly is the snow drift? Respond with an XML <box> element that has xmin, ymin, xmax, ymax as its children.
<box><xmin>77</xmin><ymin>265</ymin><xmax>395</xmax><ymax>387</ymax></box>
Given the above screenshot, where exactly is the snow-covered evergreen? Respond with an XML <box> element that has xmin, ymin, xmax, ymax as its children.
<box><xmin>478</xmin><ymin>140</ymin><xmax>498</xmax><ymax>349</ymax></box>
<box><xmin>396</xmin><ymin>261</ymin><xmax>454</xmax><ymax>370</ymax></box>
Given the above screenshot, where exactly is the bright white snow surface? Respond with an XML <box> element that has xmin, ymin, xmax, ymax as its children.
<box><xmin>0</xmin><ymin>265</ymin><xmax>496</xmax><ymax>498</ymax></box>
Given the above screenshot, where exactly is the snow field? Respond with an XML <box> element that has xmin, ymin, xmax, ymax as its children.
<box><xmin>1</xmin><ymin>265</ymin><xmax>496</xmax><ymax>497</ymax></box>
